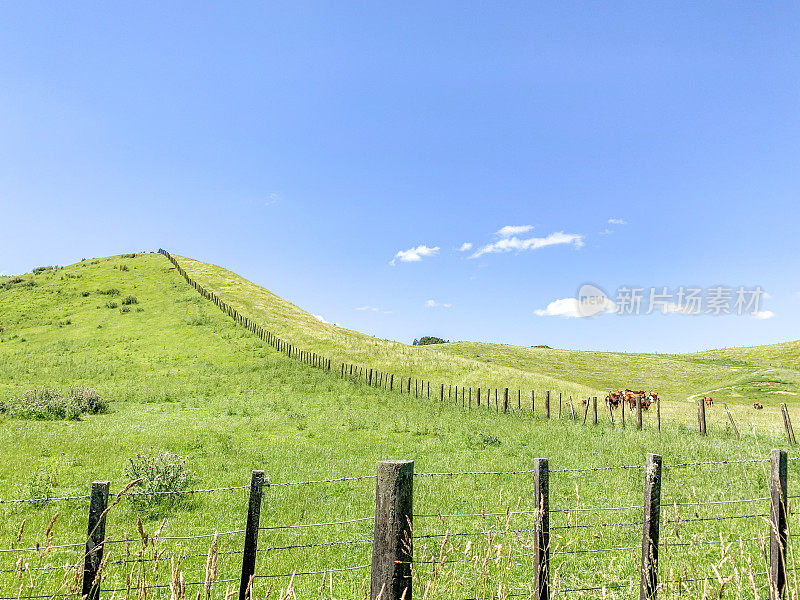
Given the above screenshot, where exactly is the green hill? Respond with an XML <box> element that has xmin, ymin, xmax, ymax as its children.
<box><xmin>0</xmin><ymin>252</ymin><xmax>797</xmax><ymax>598</ymax></box>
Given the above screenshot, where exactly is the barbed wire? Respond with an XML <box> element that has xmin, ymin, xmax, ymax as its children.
<box><xmin>664</xmin><ymin>458</ymin><xmax>769</xmax><ymax>469</ymax></box>
<box><xmin>662</xmin><ymin>496</ymin><xmax>770</xmax><ymax>507</ymax></box>
<box><xmin>414</xmin><ymin>510</ymin><xmax>538</xmax><ymax>519</ymax></box>
<box><xmin>550</xmin><ymin>464</ymin><xmax>645</xmax><ymax>474</ymax></box>
<box><xmin>0</xmin><ymin>494</ymin><xmax>90</xmax><ymax>505</ymax></box>
<box><xmin>268</xmin><ymin>475</ymin><xmax>376</xmax><ymax>487</ymax></box>
<box><xmin>412</xmin><ymin>550</ymin><xmax>538</xmax><ymax>565</ymax></box>
<box><xmin>551</xmin><ymin>520</ymin><xmax>643</xmax><ymax>531</ymax></box>
<box><xmin>104</xmin><ymin>528</ymin><xmax>245</xmax><ymax>544</ymax></box>
<box><xmin>260</xmin><ymin>516</ymin><xmax>374</xmax><ymax>531</ymax></box>
<box><xmin>125</xmin><ymin>485</ymin><xmax>248</xmax><ymax>497</ymax></box>
<box><xmin>101</xmin><ymin>577</ymin><xmax>239</xmax><ymax>593</ymax></box>
<box><xmin>664</xmin><ymin>512</ymin><xmax>769</xmax><ymax>525</ymax></box>
<box><xmin>554</xmin><ymin>544</ymin><xmax>638</xmax><ymax>555</ymax></box>
<box><xmin>253</xmin><ymin>563</ymin><xmax>371</xmax><ymax>578</ymax></box>
<box><xmin>414</xmin><ymin>470</ymin><xmax>537</xmax><ymax>477</ymax></box>
<box><xmin>415</xmin><ymin>528</ymin><xmax>537</xmax><ymax>541</ymax></box>
<box><xmin>551</xmin><ymin>504</ymin><xmax>642</xmax><ymax>513</ymax></box>
<box><xmin>256</xmin><ymin>537</ymin><xmax>374</xmax><ymax>552</ymax></box>
<box><xmin>661</xmin><ymin>535</ymin><xmax>762</xmax><ymax>549</ymax></box>
<box><xmin>0</xmin><ymin>542</ymin><xmax>84</xmax><ymax>554</ymax></box>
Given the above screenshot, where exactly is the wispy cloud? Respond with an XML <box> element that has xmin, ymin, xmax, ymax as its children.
<box><xmin>458</xmin><ymin>242</ymin><xmax>473</xmax><ymax>252</ymax></box>
<box><xmin>425</xmin><ymin>299</ymin><xmax>452</xmax><ymax>308</ymax></box>
<box><xmin>356</xmin><ymin>305</ymin><xmax>379</xmax><ymax>312</ymax></box>
<box><xmin>608</xmin><ymin>218</ymin><xmax>627</xmax><ymax>225</ymax></box>
<box><xmin>266</xmin><ymin>192</ymin><xmax>281</xmax><ymax>206</ymax></box>
<box><xmin>752</xmin><ymin>310</ymin><xmax>775</xmax><ymax>320</ymax></box>
<box><xmin>390</xmin><ymin>244</ymin><xmax>440</xmax><ymax>265</ymax></box>
<box><xmin>496</xmin><ymin>225</ymin><xmax>534</xmax><ymax>238</ymax></box>
<box><xmin>312</xmin><ymin>314</ymin><xmax>327</xmax><ymax>323</ymax></box>
<box><xmin>471</xmin><ymin>232</ymin><xmax>584</xmax><ymax>258</ymax></box>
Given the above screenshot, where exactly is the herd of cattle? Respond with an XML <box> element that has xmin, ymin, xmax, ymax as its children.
<box><xmin>603</xmin><ymin>391</ymin><xmax>765</xmax><ymax>410</ymax></box>
<box><xmin>604</xmin><ymin>389</ymin><xmax>658</xmax><ymax>410</ymax></box>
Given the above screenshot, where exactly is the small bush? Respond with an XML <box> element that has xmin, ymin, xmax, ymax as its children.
<box><xmin>413</xmin><ymin>336</ymin><xmax>449</xmax><ymax>346</ymax></box>
<box><xmin>106</xmin><ymin>301</ymin><xmax>118</xmax><ymax>309</ymax></box>
<box><xmin>121</xmin><ymin>295</ymin><xmax>137</xmax><ymax>305</ymax></box>
<box><xmin>33</xmin><ymin>266</ymin><xmax>54</xmax><ymax>275</ymax></box>
<box><xmin>122</xmin><ymin>253</ymin><xmax>137</xmax><ymax>259</ymax></box>
<box><xmin>0</xmin><ymin>388</ymin><xmax>83</xmax><ymax>420</ymax></box>
<box><xmin>120</xmin><ymin>306</ymin><xmax>130</xmax><ymax>313</ymax></box>
<box><xmin>125</xmin><ymin>450</ymin><xmax>195</xmax><ymax>507</ymax></box>
<box><xmin>81</xmin><ymin>291</ymin><xmax>90</xmax><ymax>297</ymax></box>
<box><xmin>68</xmin><ymin>387</ymin><xmax>109</xmax><ymax>414</ymax></box>
<box><xmin>2</xmin><ymin>277</ymin><xmax>36</xmax><ymax>290</ymax></box>
<box><xmin>99</xmin><ymin>288</ymin><xmax>120</xmax><ymax>296</ymax></box>
<box><xmin>119</xmin><ymin>264</ymin><xmax>129</xmax><ymax>271</ymax></box>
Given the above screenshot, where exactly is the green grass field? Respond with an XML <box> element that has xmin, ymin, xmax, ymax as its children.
<box><xmin>0</xmin><ymin>253</ymin><xmax>798</xmax><ymax>599</ymax></box>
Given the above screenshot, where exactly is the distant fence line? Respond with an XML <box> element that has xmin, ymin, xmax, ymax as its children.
<box><xmin>156</xmin><ymin>250</ymin><xmax>797</xmax><ymax>444</ymax></box>
<box><xmin>0</xmin><ymin>450</ymin><xmax>796</xmax><ymax>600</ymax></box>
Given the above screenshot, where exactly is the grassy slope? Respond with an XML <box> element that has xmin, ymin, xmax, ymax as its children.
<box><xmin>176</xmin><ymin>254</ymin><xmax>799</xmax><ymax>432</ymax></box>
<box><xmin>0</xmin><ymin>253</ymin><xmax>797</xmax><ymax>598</ymax></box>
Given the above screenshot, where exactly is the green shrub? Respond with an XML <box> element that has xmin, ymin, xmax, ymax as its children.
<box><xmin>99</xmin><ymin>288</ymin><xmax>120</xmax><ymax>296</ymax></box>
<box><xmin>68</xmin><ymin>387</ymin><xmax>110</xmax><ymax>414</ymax></box>
<box><xmin>0</xmin><ymin>388</ymin><xmax>83</xmax><ymax>420</ymax></box>
<box><xmin>32</xmin><ymin>266</ymin><xmax>54</xmax><ymax>275</ymax></box>
<box><xmin>413</xmin><ymin>336</ymin><xmax>449</xmax><ymax>346</ymax></box>
<box><xmin>119</xmin><ymin>264</ymin><xmax>129</xmax><ymax>272</ymax></box>
<box><xmin>106</xmin><ymin>301</ymin><xmax>118</xmax><ymax>309</ymax></box>
<box><xmin>2</xmin><ymin>277</ymin><xmax>36</xmax><ymax>291</ymax></box>
<box><xmin>121</xmin><ymin>295</ymin><xmax>137</xmax><ymax>305</ymax></box>
<box><xmin>125</xmin><ymin>450</ymin><xmax>195</xmax><ymax>507</ymax></box>
<box><xmin>122</xmin><ymin>253</ymin><xmax>137</xmax><ymax>259</ymax></box>
<box><xmin>81</xmin><ymin>291</ymin><xmax>90</xmax><ymax>297</ymax></box>
<box><xmin>120</xmin><ymin>306</ymin><xmax>130</xmax><ymax>313</ymax></box>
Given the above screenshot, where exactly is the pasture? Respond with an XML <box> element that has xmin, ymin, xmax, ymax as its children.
<box><xmin>1</xmin><ymin>253</ymin><xmax>799</xmax><ymax>599</ymax></box>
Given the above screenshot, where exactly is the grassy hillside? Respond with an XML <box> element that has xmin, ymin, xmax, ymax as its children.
<box><xmin>0</xmin><ymin>253</ymin><xmax>797</xmax><ymax>599</ymax></box>
<box><xmin>175</xmin><ymin>254</ymin><xmax>799</xmax><ymax>433</ymax></box>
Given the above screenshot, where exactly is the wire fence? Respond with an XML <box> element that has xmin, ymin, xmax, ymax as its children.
<box><xmin>2</xmin><ymin>451</ymin><xmax>798</xmax><ymax>600</ymax></box>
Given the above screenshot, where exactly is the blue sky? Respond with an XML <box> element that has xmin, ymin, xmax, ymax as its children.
<box><xmin>1</xmin><ymin>2</ymin><xmax>798</xmax><ymax>353</ymax></box>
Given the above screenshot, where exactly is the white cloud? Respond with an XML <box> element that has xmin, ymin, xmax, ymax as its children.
<box><xmin>534</xmin><ymin>298</ymin><xmax>584</xmax><ymax>318</ymax></box>
<box><xmin>752</xmin><ymin>310</ymin><xmax>775</xmax><ymax>320</ymax></box>
<box><xmin>535</xmin><ymin>294</ymin><xmax>615</xmax><ymax>318</ymax></box>
<box><xmin>425</xmin><ymin>299</ymin><xmax>452</xmax><ymax>308</ymax></box>
<box><xmin>599</xmin><ymin>228</ymin><xmax>613</xmax><ymax>235</ymax></box>
<box><xmin>608</xmin><ymin>218</ymin><xmax>627</xmax><ymax>225</ymax></box>
<box><xmin>312</xmin><ymin>314</ymin><xmax>327</xmax><ymax>323</ymax></box>
<box><xmin>0</xmin><ymin>271</ymin><xmax>7</xmax><ymax>276</ymax></box>
<box><xmin>266</xmin><ymin>192</ymin><xmax>281</xmax><ymax>206</ymax></box>
<box><xmin>390</xmin><ymin>244</ymin><xmax>440</xmax><ymax>265</ymax></box>
<box><xmin>458</xmin><ymin>242</ymin><xmax>473</xmax><ymax>252</ymax></box>
<box><xmin>496</xmin><ymin>225</ymin><xmax>534</xmax><ymax>238</ymax></box>
<box><xmin>471</xmin><ymin>232</ymin><xmax>584</xmax><ymax>258</ymax></box>
<box><xmin>356</xmin><ymin>306</ymin><xmax>379</xmax><ymax>312</ymax></box>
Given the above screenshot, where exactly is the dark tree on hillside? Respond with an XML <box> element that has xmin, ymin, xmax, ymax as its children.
<box><xmin>413</xmin><ymin>336</ymin><xmax>449</xmax><ymax>346</ymax></box>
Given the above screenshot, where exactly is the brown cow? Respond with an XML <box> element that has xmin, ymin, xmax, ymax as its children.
<box><xmin>753</xmin><ymin>402</ymin><xmax>763</xmax><ymax>410</ymax></box>
<box><xmin>704</xmin><ymin>396</ymin><xmax>713</xmax><ymax>406</ymax></box>
<box><xmin>606</xmin><ymin>390</ymin><xmax>624</xmax><ymax>408</ymax></box>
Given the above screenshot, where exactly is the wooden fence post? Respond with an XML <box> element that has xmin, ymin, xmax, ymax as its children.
<box><xmin>390</xmin><ymin>374</ymin><xmax>394</xmax><ymax>391</ymax></box>
<box><xmin>656</xmin><ymin>396</ymin><xmax>661</xmax><ymax>432</ymax></box>
<box><xmin>558</xmin><ymin>393</ymin><xmax>562</xmax><ymax>419</ymax></box>
<box><xmin>697</xmin><ymin>398</ymin><xmax>706</xmax><ymax>436</ymax></box>
<box><xmin>621</xmin><ymin>398</ymin><xmax>626</xmax><ymax>428</ymax></box>
<box><xmin>583</xmin><ymin>397</ymin><xmax>590</xmax><ymax>424</ymax></box>
<box><xmin>636</xmin><ymin>395</ymin><xmax>643</xmax><ymax>431</ymax></box>
<box><xmin>477</xmin><ymin>387</ymin><xmax>481</xmax><ymax>407</ymax></box>
<box><xmin>770</xmin><ymin>448</ymin><xmax>788</xmax><ymax>600</ymax></box>
<box><xmin>83</xmin><ymin>481</ymin><xmax>110</xmax><ymax>600</ymax></box>
<box><xmin>371</xmin><ymin>460</ymin><xmax>413</xmax><ymax>600</ymax></box>
<box><xmin>723</xmin><ymin>403</ymin><xmax>740</xmax><ymax>439</ymax></box>
<box><xmin>534</xmin><ymin>458</ymin><xmax>549</xmax><ymax>600</ymax></box>
<box><xmin>503</xmin><ymin>388</ymin><xmax>509</xmax><ymax>413</ymax></box>
<box><xmin>545</xmin><ymin>391</ymin><xmax>550</xmax><ymax>419</ymax></box>
<box><xmin>532</xmin><ymin>390</ymin><xmax>535</xmax><ymax>413</ymax></box>
<box><xmin>607</xmin><ymin>398</ymin><xmax>614</xmax><ymax>424</ymax></box>
<box><xmin>569</xmin><ymin>396</ymin><xmax>575</xmax><ymax>420</ymax></box>
<box><xmin>518</xmin><ymin>389</ymin><xmax>521</xmax><ymax>410</ymax></box>
<box><xmin>640</xmin><ymin>453</ymin><xmax>662</xmax><ymax>600</ymax></box>
<box><xmin>780</xmin><ymin>404</ymin><xmax>796</xmax><ymax>445</ymax></box>
<box><xmin>239</xmin><ymin>470</ymin><xmax>264</xmax><ymax>600</ymax></box>
<box><xmin>592</xmin><ymin>396</ymin><xmax>598</xmax><ymax>425</ymax></box>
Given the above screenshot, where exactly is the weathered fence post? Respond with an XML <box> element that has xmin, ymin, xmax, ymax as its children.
<box><xmin>697</xmin><ymin>398</ymin><xmax>706</xmax><ymax>436</ymax></box>
<box><xmin>371</xmin><ymin>460</ymin><xmax>413</xmax><ymax>600</ymax></box>
<box><xmin>583</xmin><ymin>397</ymin><xmax>590</xmax><ymax>424</ymax></box>
<box><xmin>636</xmin><ymin>395</ymin><xmax>643</xmax><ymax>431</ymax></box>
<box><xmin>477</xmin><ymin>387</ymin><xmax>481</xmax><ymax>407</ymax></box>
<box><xmin>518</xmin><ymin>389</ymin><xmax>521</xmax><ymax>410</ymax></box>
<box><xmin>83</xmin><ymin>481</ymin><xmax>110</xmax><ymax>600</ymax></box>
<box><xmin>531</xmin><ymin>390</ymin><xmax>535</xmax><ymax>413</ymax></box>
<box><xmin>503</xmin><ymin>388</ymin><xmax>509</xmax><ymax>413</ymax></box>
<box><xmin>723</xmin><ymin>403</ymin><xmax>740</xmax><ymax>439</ymax></box>
<box><xmin>640</xmin><ymin>453</ymin><xmax>662</xmax><ymax>600</ymax></box>
<box><xmin>621</xmin><ymin>398</ymin><xmax>626</xmax><ymax>428</ymax></box>
<box><xmin>239</xmin><ymin>470</ymin><xmax>264</xmax><ymax>600</ymax></box>
<box><xmin>780</xmin><ymin>404</ymin><xmax>796</xmax><ymax>445</ymax></box>
<box><xmin>607</xmin><ymin>397</ymin><xmax>614</xmax><ymax>424</ymax></box>
<box><xmin>592</xmin><ymin>396</ymin><xmax>598</xmax><ymax>425</ymax></box>
<box><xmin>656</xmin><ymin>395</ymin><xmax>661</xmax><ymax>432</ymax></box>
<box><xmin>569</xmin><ymin>396</ymin><xmax>575</xmax><ymax>420</ymax></box>
<box><xmin>390</xmin><ymin>373</ymin><xmax>394</xmax><ymax>391</ymax></box>
<box><xmin>545</xmin><ymin>391</ymin><xmax>550</xmax><ymax>419</ymax></box>
<box><xmin>534</xmin><ymin>458</ymin><xmax>549</xmax><ymax>600</ymax></box>
<box><xmin>770</xmin><ymin>448</ymin><xmax>788</xmax><ymax>600</ymax></box>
